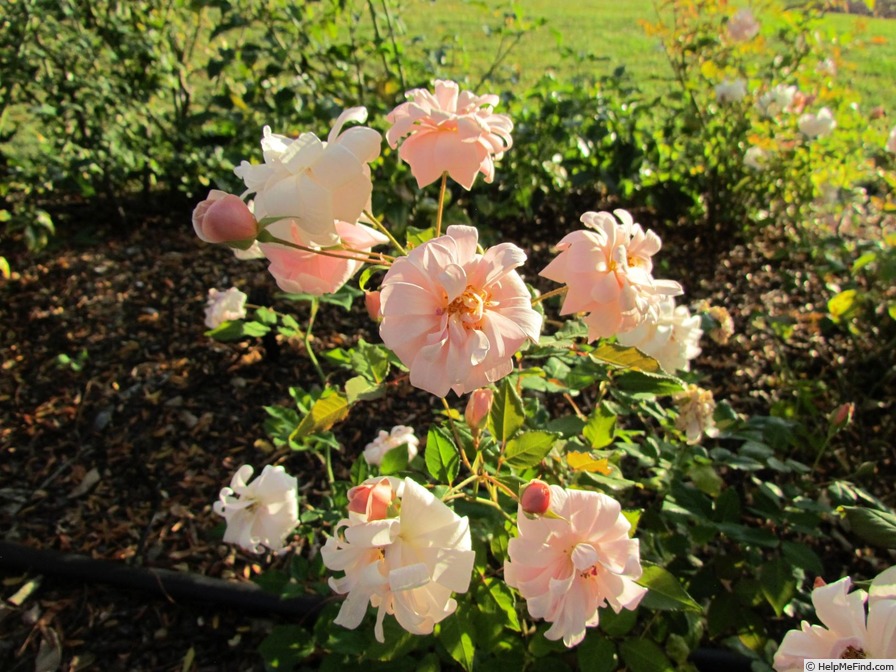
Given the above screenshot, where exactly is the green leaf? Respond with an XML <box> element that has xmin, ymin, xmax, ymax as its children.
<box><xmin>619</xmin><ymin>638</ymin><xmax>674</xmax><ymax>672</ymax></box>
<box><xmin>637</xmin><ymin>565</ymin><xmax>702</xmax><ymax>613</ymax></box>
<box><xmin>614</xmin><ymin>370</ymin><xmax>685</xmax><ymax>396</ymax></box>
<box><xmin>258</xmin><ymin>625</ymin><xmax>313</xmax><ymax>671</ymax></box>
<box><xmin>380</xmin><ymin>445</ymin><xmax>410</xmax><ymax>474</ymax></box>
<box><xmin>292</xmin><ymin>389</ymin><xmax>349</xmax><ymax>438</ymax></box>
<box><xmin>583</xmin><ymin>403</ymin><xmax>616</xmax><ymax>449</ymax></box>
<box><xmin>489</xmin><ymin>378</ymin><xmax>525</xmax><ymax>442</ymax></box>
<box><xmin>591</xmin><ymin>343</ymin><xmax>663</xmax><ymax>373</ymax></box>
<box><xmin>842</xmin><ymin>506</ymin><xmax>896</xmax><ymax>549</ymax></box>
<box><xmin>759</xmin><ymin>557</ymin><xmax>796</xmax><ymax>617</ymax></box>
<box><xmin>504</xmin><ymin>431</ymin><xmax>557</xmax><ymax>469</ymax></box>
<box><xmin>205</xmin><ymin>320</ymin><xmax>270</xmax><ymax>341</ymax></box>
<box><xmin>577</xmin><ymin>634</ymin><xmax>617</xmax><ymax>672</ymax></box>
<box><xmin>256</xmin><ymin>306</ymin><xmax>278</xmax><ymax>325</ymax></box>
<box><xmin>477</xmin><ymin>578</ymin><xmax>521</xmax><ymax>632</ymax></box>
<box><xmin>782</xmin><ymin>541</ymin><xmax>824</xmax><ymax>575</ymax></box>
<box><xmin>437</xmin><ymin>607</ymin><xmax>475</xmax><ymax>672</ymax></box>
<box><xmin>406</xmin><ymin>225</ymin><xmax>436</xmax><ymax>248</ymax></box>
<box><xmin>425</xmin><ymin>425</ymin><xmax>459</xmax><ymax>484</ymax></box>
<box><xmin>345</xmin><ymin>376</ymin><xmax>384</xmax><ymax>404</ymax></box>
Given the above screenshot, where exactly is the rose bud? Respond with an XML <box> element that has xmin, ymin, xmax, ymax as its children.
<box><xmin>364</xmin><ymin>291</ymin><xmax>382</xmax><ymax>322</ymax></box>
<box><xmin>347</xmin><ymin>478</ymin><xmax>394</xmax><ymax>521</ymax></box>
<box><xmin>192</xmin><ymin>190</ymin><xmax>258</xmax><ymax>246</ymax></box>
<box><xmin>464</xmin><ymin>388</ymin><xmax>494</xmax><ymax>438</ymax></box>
<box><xmin>520</xmin><ymin>479</ymin><xmax>552</xmax><ymax>516</ymax></box>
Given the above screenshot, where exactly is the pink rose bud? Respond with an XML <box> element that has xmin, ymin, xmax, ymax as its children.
<box><xmin>364</xmin><ymin>291</ymin><xmax>382</xmax><ymax>322</ymax></box>
<box><xmin>520</xmin><ymin>480</ymin><xmax>552</xmax><ymax>516</ymax></box>
<box><xmin>465</xmin><ymin>388</ymin><xmax>494</xmax><ymax>432</ymax></box>
<box><xmin>347</xmin><ymin>478</ymin><xmax>394</xmax><ymax>521</ymax></box>
<box><xmin>813</xmin><ymin>576</ymin><xmax>827</xmax><ymax>589</ymax></box>
<box><xmin>192</xmin><ymin>190</ymin><xmax>258</xmax><ymax>245</ymax></box>
<box><xmin>830</xmin><ymin>402</ymin><xmax>854</xmax><ymax>430</ymax></box>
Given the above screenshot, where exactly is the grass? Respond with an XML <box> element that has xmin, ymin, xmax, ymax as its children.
<box><xmin>395</xmin><ymin>0</ymin><xmax>896</xmax><ymax>110</ymax></box>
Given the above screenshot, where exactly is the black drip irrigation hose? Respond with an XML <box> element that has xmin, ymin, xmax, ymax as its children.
<box><xmin>0</xmin><ymin>540</ymin><xmax>757</xmax><ymax>671</ymax></box>
<box><xmin>0</xmin><ymin>540</ymin><xmax>325</xmax><ymax>620</ymax></box>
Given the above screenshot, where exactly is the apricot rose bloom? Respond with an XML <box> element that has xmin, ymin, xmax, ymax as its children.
<box><xmin>321</xmin><ymin>477</ymin><xmax>475</xmax><ymax>643</ymax></box>
<box><xmin>378</xmin><ymin>225</ymin><xmax>542</xmax><ymax>397</ymax></box>
<box><xmin>261</xmin><ymin>220</ymin><xmax>389</xmax><ymax>296</ymax></box>
<box><xmin>386</xmin><ymin>80</ymin><xmax>513</xmax><ymax>190</ymax></box>
<box><xmin>234</xmin><ymin>107</ymin><xmax>381</xmax><ymax>247</ymax></box>
<box><xmin>504</xmin><ymin>486</ymin><xmax>647</xmax><ymax>648</ymax></box>
<box><xmin>212</xmin><ymin>465</ymin><xmax>299</xmax><ymax>554</ymax></box>
<box><xmin>540</xmin><ymin>210</ymin><xmax>683</xmax><ymax>341</ymax></box>
<box><xmin>773</xmin><ymin>567</ymin><xmax>896</xmax><ymax>670</ymax></box>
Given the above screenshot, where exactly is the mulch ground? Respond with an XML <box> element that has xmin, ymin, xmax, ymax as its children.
<box><xmin>1</xmin><ymin>195</ymin><xmax>893</xmax><ymax>671</ymax></box>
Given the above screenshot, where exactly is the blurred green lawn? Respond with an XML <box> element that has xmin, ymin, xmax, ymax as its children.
<box><xmin>397</xmin><ymin>0</ymin><xmax>896</xmax><ymax>110</ymax></box>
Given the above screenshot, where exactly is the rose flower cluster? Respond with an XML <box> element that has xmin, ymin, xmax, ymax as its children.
<box><xmin>195</xmin><ymin>79</ymin><xmax>734</xmax><ymax>647</ymax></box>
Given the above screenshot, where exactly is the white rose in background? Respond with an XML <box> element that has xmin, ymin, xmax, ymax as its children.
<box><xmin>715</xmin><ymin>79</ymin><xmax>747</xmax><ymax>104</ymax></box>
<box><xmin>744</xmin><ymin>146</ymin><xmax>768</xmax><ymax>171</ymax></box>
<box><xmin>234</xmin><ymin>107</ymin><xmax>382</xmax><ymax>248</ymax></box>
<box><xmin>213</xmin><ymin>465</ymin><xmax>299</xmax><ymax>554</ymax></box>
<box><xmin>204</xmin><ymin>287</ymin><xmax>248</xmax><ymax>329</ymax></box>
<box><xmin>757</xmin><ymin>84</ymin><xmax>798</xmax><ymax>117</ymax></box>
<box><xmin>617</xmin><ymin>296</ymin><xmax>703</xmax><ymax>373</ymax></box>
<box><xmin>363</xmin><ymin>426</ymin><xmax>420</xmax><ymax>466</ymax></box>
<box><xmin>798</xmin><ymin>107</ymin><xmax>836</xmax><ymax>138</ymax></box>
<box><xmin>886</xmin><ymin>125</ymin><xmax>896</xmax><ymax>153</ymax></box>
<box><xmin>321</xmin><ymin>477</ymin><xmax>475</xmax><ymax>643</ymax></box>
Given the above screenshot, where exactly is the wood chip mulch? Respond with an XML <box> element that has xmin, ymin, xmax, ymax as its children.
<box><xmin>1</xmin><ymin>197</ymin><xmax>893</xmax><ymax>671</ymax></box>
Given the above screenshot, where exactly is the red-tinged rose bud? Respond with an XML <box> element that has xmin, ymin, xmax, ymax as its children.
<box><xmin>521</xmin><ymin>480</ymin><xmax>552</xmax><ymax>516</ymax></box>
<box><xmin>193</xmin><ymin>190</ymin><xmax>258</xmax><ymax>245</ymax></box>
<box><xmin>347</xmin><ymin>478</ymin><xmax>394</xmax><ymax>521</ymax></box>
<box><xmin>465</xmin><ymin>388</ymin><xmax>493</xmax><ymax>435</ymax></box>
<box><xmin>814</xmin><ymin>576</ymin><xmax>827</xmax><ymax>589</ymax></box>
<box><xmin>870</xmin><ymin>106</ymin><xmax>886</xmax><ymax>120</ymax></box>
<box><xmin>830</xmin><ymin>402</ymin><xmax>854</xmax><ymax>430</ymax></box>
<box><xmin>365</xmin><ymin>291</ymin><xmax>382</xmax><ymax>322</ymax></box>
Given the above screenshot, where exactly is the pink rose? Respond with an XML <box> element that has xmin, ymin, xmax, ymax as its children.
<box><xmin>540</xmin><ymin>209</ymin><xmax>682</xmax><ymax>341</ymax></box>
<box><xmin>379</xmin><ymin>225</ymin><xmax>542</xmax><ymax>397</ymax></box>
<box><xmin>505</xmin><ymin>486</ymin><xmax>647</xmax><ymax>647</ymax></box>
<box><xmin>773</xmin><ymin>567</ymin><xmax>896</xmax><ymax>670</ymax></box>
<box><xmin>192</xmin><ymin>190</ymin><xmax>258</xmax><ymax>246</ymax></box>
<box><xmin>260</xmin><ymin>220</ymin><xmax>389</xmax><ymax>296</ymax></box>
<box><xmin>322</xmin><ymin>477</ymin><xmax>475</xmax><ymax>643</ymax></box>
<box><xmin>386</xmin><ymin>80</ymin><xmax>513</xmax><ymax>190</ymax></box>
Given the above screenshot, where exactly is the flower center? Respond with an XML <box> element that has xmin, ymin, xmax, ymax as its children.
<box><xmin>841</xmin><ymin>646</ymin><xmax>866</xmax><ymax>660</ymax></box>
<box><xmin>447</xmin><ymin>285</ymin><xmax>490</xmax><ymax>329</ymax></box>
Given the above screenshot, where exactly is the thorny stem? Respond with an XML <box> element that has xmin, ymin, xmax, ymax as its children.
<box><xmin>304</xmin><ymin>298</ymin><xmax>326</xmax><ymax>384</ymax></box>
<box><xmin>441</xmin><ymin>397</ymin><xmax>473</xmax><ymax>472</ymax></box>
<box><xmin>257</xmin><ymin>230</ymin><xmax>390</xmax><ymax>266</ymax></box>
<box><xmin>483</xmin><ymin>473</ymin><xmax>519</xmax><ymax>502</ymax></box>
<box><xmin>435</xmin><ymin>172</ymin><xmax>448</xmax><ymax>238</ymax></box>
<box><xmin>363</xmin><ymin>209</ymin><xmax>407</xmax><ymax>256</ymax></box>
<box><xmin>531</xmin><ymin>285</ymin><xmax>568</xmax><ymax>306</ymax></box>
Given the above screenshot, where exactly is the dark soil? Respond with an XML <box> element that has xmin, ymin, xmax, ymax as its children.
<box><xmin>1</xmin><ymin>194</ymin><xmax>893</xmax><ymax>671</ymax></box>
